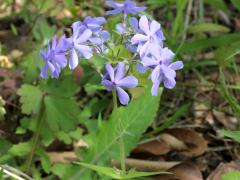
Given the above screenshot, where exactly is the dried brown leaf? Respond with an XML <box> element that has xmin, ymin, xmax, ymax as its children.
<box><xmin>47</xmin><ymin>151</ymin><xmax>77</xmax><ymax>164</ymax></box>
<box><xmin>134</xmin><ymin>139</ymin><xmax>171</xmax><ymax>155</ymax></box>
<box><xmin>165</xmin><ymin>128</ymin><xmax>208</xmax><ymax>156</ymax></box>
<box><xmin>154</xmin><ymin>161</ymin><xmax>203</xmax><ymax>180</ymax></box>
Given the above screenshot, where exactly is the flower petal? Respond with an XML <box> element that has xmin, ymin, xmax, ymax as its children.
<box><xmin>75</xmin><ymin>44</ymin><xmax>92</xmax><ymax>59</ymax></box>
<box><xmin>106</xmin><ymin>1</ymin><xmax>118</xmax><ymax>8</ymax></box>
<box><xmin>162</xmin><ymin>47</ymin><xmax>174</xmax><ymax>65</ymax></box>
<box><xmin>169</xmin><ymin>61</ymin><xmax>184</xmax><ymax>70</ymax></box>
<box><xmin>106</xmin><ymin>64</ymin><xmax>115</xmax><ymax>81</ymax></box>
<box><xmin>77</xmin><ymin>29</ymin><xmax>92</xmax><ymax>43</ymax></box>
<box><xmin>106</xmin><ymin>9</ymin><xmax>122</xmax><ymax>15</ymax></box>
<box><xmin>139</xmin><ymin>41</ymin><xmax>149</xmax><ymax>57</ymax></box>
<box><xmin>115</xmin><ymin>62</ymin><xmax>125</xmax><ymax>82</ymax></box>
<box><xmin>136</xmin><ymin>63</ymin><xmax>147</xmax><ymax>74</ymax></box>
<box><xmin>139</xmin><ymin>15</ymin><xmax>150</xmax><ymax>35</ymax></box>
<box><xmin>101</xmin><ymin>80</ymin><xmax>114</xmax><ymax>91</ymax></box>
<box><xmin>116</xmin><ymin>87</ymin><xmax>130</xmax><ymax>105</ymax></box>
<box><xmin>161</xmin><ymin>65</ymin><xmax>176</xmax><ymax>79</ymax></box>
<box><xmin>52</xmin><ymin>35</ymin><xmax>57</xmax><ymax>49</ymax></box>
<box><xmin>39</xmin><ymin>51</ymin><xmax>47</xmax><ymax>61</ymax></box>
<box><xmin>40</xmin><ymin>64</ymin><xmax>49</xmax><ymax>79</ymax></box>
<box><xmin>163</xmin><ymin>77</ymin><xmax>176</xmax><ymax>89</ymax></box>
<box><xmin>131</xmin><ymin>34</ymin><xmax>148</xmax><ymax>44</ymax></box>
<box><xmin>150</xmin><ymin>20</ymin><xmax>160</xmax><ymax>35</ymax></box>
<box><xmin>116</xmin><ymin>23</ymin><xmax>125</xmax><ymax>34</ymax></box>
<box><xmin>151</xmin><ymin>79</ymin><xmax>161</xmax><ymax>96</ymax></box>
<box><xmin>151</xmin><ymin>65</ymin><xmax>161</xmax><ymax>82</ymax></box>
<box><xmin>69</xmin><ymin>49</ymin><xmax>78</xmax><ymax>69</ymax></box>
<box><xmin>55</xmin><ymin>55</ymin><xmax>67</xmax><ymax>68</ymax></box>
<box><xmin>141</xmin><ymin>56</ymin><xmax>159</xmax><ymax>67</ymax></box>
<box><xmin>47</xmin><ymin>61</ymin><xmax>55</xmax><ymax>74</ymax></box>
<box><xmin>129</xmin><ymin>17</ymin><xmax>139</xmax><ymax>32</ymax></box>
<box><xmin>149</xmin><ymin>43</ymin><xmax>161</xmax><ymax>60</ymax></box>
<box><xmin>117</xmin><ymin>76</ymin><xmax>138</xmax><ymax>88</ymax></box>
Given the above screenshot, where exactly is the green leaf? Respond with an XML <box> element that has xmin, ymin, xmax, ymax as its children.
<box><xmin>75</xmin><ymin>162</ymin><xmax>167</xmax><ymax>179</ymax></box>
<box><xmin>51</xmin><ymin>164</ymin><xmax>72</xmax><ymax>178</ymax></box>
<box><xmin>180</xmin><ymin>33</ymin><xmax>240</xmax><ymax>53</ymax></box>
<box><xmin>57</xmin><ymin>131</ymin><xmax>72</xmax><ymax>144</ymax></box>
<box><xmin>147</xmin><ymin>103</ymin><xmax>191</xmax><ymax>136</ymax></box>
<box><xmin>223</xmin><ymin>130</ymin><xmax>240</xmax><ymax>142</ymax></box>
<box><xmin>44</xmin><ymin>95</ymin><xmax>80</xmax><ymax>132</ymax></box>
<box><xmin>0</xmin><ymin>168</ymin><xmax>3</xmax><ymax>179</ymax></box>
<box><xmin>21</xmin><ymin>51</ymin><xmax>42</xmax><ymax>83</ymax></box>
<box><xmin>8</xmin><ymin>142</ymin><xmax>31</xmax><ymax>157</ymax></box>
<box><xmin>69</xmin><ymin>128</ymin><xmax>83</xmax><ymax>140</ymax></box>
<box><xmin>72</xmin><ymin>85</ymin><xmax>162</xmax><ymax>179</ymax></box>
<box><xmin>188</xmin><ymin>23</ymin><xmax>229</xmax><ymax>34</ymax></box>
<box><xmin>215</xmin><ymin>42</ymin><xmax>240</xmax><ymax>67</ymax></box>
<box><xmin>18</xmin><ymin>85</ymin><xmax>42</xmax><ymax>115</ymax></box>
<box><xmin>172</xmin><ymin>0</ymin><xmax>188</xmax><ymax>39</ymax></box>
<box><xmin>37</xmin><ymin>149</ymin><xmax>51</xmax><ymax>173</ymax></box>
<box><xmin>204</xmin><ymin>0</ymin><xmax>228</xmax><ymax>12</ymax></box>
<box><xmin>0</xmin><ymin>96</ymin><xmax>6</xmax><ymax>121</ymax></box>
<box><xmin>219</xmin><ymin>68</ymin><xmax>240</xmax><ymax>118</ymax></box>
<box><xmin>221</xmin><ymin>171</ymin><xmax>240</xmax><ymax>180</ymax></box>
<box><xmin>230</xmin><ymin>0</ymin><xmax>240</xmax><ymax>11</ymax></box>
<box><xmin>0</xmin><ymin>138</ymin><xmax>12</xmax><ymax>156</ymax></box>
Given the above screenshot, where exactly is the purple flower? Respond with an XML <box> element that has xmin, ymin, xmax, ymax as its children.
<box><xmin>66</xmin><ymin>24</ymin><xmax>93</xmax><ymax>69</ymax></box>
<box><xmin>106</xmin><ymin>0</ymin><xmax>146</xmax><ymax>21</ymax></box>
<box><xmin>101</xmin><ymin>62</ymin><xmax>138</xmax><ymax>105</ymax></box>
<box><xmin>39</xmin><ymin>35</ymin><xmax>67</xmax><ymax>79</ymax></box>
<box><xmin>141</xmin><ymin>47</ymin><xmax>183</xmax><ymax>96</ymax></box>
<box><xmin>131</xmin><ymin>15</ymin><xmax>165</xmax><ymax>57</ymax></box>
<box><xmin>78</xmin><ymin>16</ymin><xmax>106</xmax><ymax>32</ymax></box>
<box><xmin>72</xmin><ymin>17</ymin><xmax>110</xmax><ymax>55</ymax></box>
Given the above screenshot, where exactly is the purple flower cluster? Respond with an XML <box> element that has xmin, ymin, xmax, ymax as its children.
<box><xmin>112</xmin><ymin>5</ymin><xmax>183</xmax><ymax>96</ymax></box>
<box><xmin>39</xmin><ymin>16</ymin><xmax>108</xmax><ymax>78</ymax></box>
<box><xmin>39</xmin><ymin>0</ymin><xmax>183</xmax><ymax>105</ymax></box>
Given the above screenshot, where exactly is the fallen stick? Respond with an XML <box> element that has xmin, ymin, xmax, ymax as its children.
<box><xmin>112</xmin><ymin>158</ymin><xmax>180</xmax><ymax>172</ymax></box>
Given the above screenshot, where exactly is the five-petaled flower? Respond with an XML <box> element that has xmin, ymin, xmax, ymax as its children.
<box><xmin>106</xmin><ymin>0</ymin><xmax>146</xmax><ymax>21</ymax></box>
<box><xmin>101</xmin><ymin>62</ymin><xmax>138</xmax><ymax>105</ymax></box>
<box><xmin>65</xmin><ymin>24</ymin><xmax>93</xmax><ymax>70</ymax></box>
<box><xmin>131</xmin><ymin>15</ymin><xmax>165</xmax><ymax>57</ymax></box>
<box><xmin>141</xmin><ymin>47</ymin><xmax>183</xmax><ymax>96</ymax></box>
<box><xmin>40</xmin><ymin>35</ymin><xmax>67</xmax><ymax>79</ymax></box>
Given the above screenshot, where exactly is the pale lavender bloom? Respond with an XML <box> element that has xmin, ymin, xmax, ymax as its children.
<box><xmin>78</xmin><ymin>16</ymin><xmax>106</xmax><ymax>32</ymax></box>
<box><xmin>106</xmin><ymin>0</ymin><xmax>146</xmax><ymax>21</ymax></box>
<box><xmin>101</xmin><ymin>62</ymin><xmax>138</xmax><ymax>105</ymax></box>
<box><xmin>39</xmin><ymin>35</ymin><xmax>67</xmax><ymax>79</ymax></box>
<box><xmin>72</xmin><ymin>17</ymin><xmax>110</xmax><ymax>54</ymax></box>
<box><xmin>66</xmin><ymin>24</ymin><xmax>93</xmax><ymax>69</ymax></box>
<box><xmin>131</xmin><ymin>15</ymin><xmax>165</xmax><ymax>57</ymax></box>
<box><xmin>141</xmin><ymin>47</ymin><xmax>183</xmax><ymax>96</ymax></box>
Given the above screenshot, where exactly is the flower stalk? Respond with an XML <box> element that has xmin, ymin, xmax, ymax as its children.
<box><xmin>112</xmin><ymin>90</ymin><xmax>126</xmax><ymax>174</ymax></box>
<box><xmin>25</xmin><ymin>96</ymin><xmax>45</xmax><ymax>174</ymax></box>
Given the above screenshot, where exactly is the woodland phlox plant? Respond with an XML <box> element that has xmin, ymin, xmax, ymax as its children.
<box><xmin>39</xmin><ymin>0</ymin><xmax>183</xmax><ymax>105</ymax></box>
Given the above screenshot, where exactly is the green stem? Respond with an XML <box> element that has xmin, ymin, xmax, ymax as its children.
<box><xmin>112</xmin><ymin>90</ymin><xmax>126</xmax><ymax>174</ymax></box>
<box><xmin>25</xmin><ymin>97</ymin><xmax>45</xmax><ymax>174</ymax></box>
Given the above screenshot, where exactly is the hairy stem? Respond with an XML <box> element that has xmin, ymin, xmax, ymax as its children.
<box><xmin>25</xmin><ymin>97</ymin><xmax>45</xmax><ymax>174</ymax></box>
<box><xmin>112</xmin><ymin>90</ymin><xmax>126</xmax><ymax>174</ymax></box>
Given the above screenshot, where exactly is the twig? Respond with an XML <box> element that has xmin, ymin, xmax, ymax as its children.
<box><xmin>112</xmin><ymin>158</ymin><xmax>180</xmax><ymax>172</ymax></box>
<box><xmin>0</xmin><ymin>166</ymin><xmax>25</xmax><ymax>180</ymax></box>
